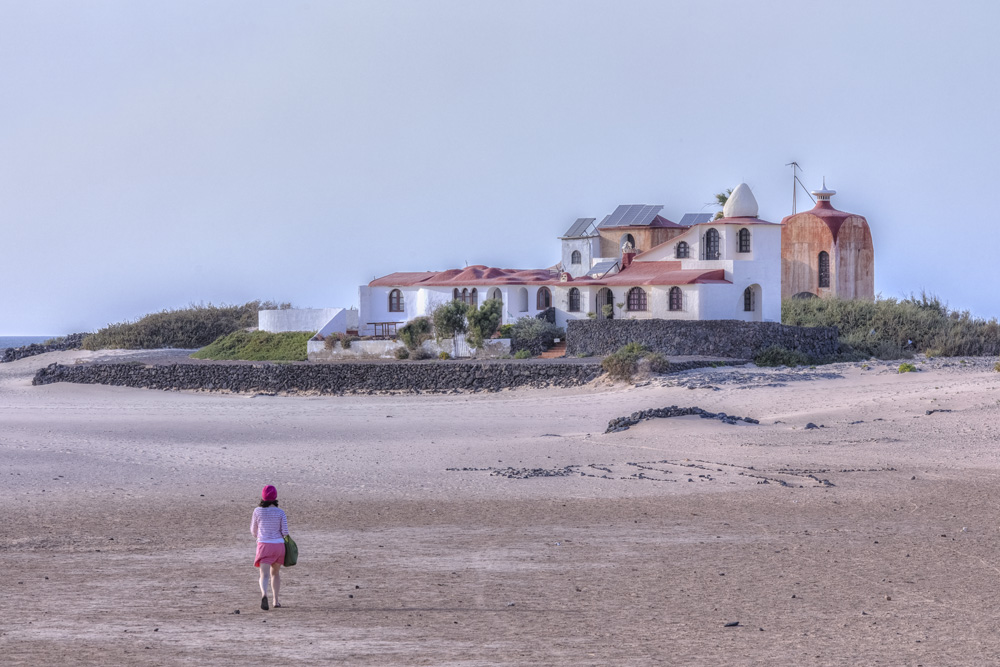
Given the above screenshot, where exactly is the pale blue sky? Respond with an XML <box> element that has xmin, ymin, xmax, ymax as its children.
<box><xmin>2</xmin><ymin>1</ymin><xmax>998</xmax><ymax>334</ymax></box>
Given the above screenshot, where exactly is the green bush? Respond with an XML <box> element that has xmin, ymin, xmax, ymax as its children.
<box><xmin>83</xmin><ymin>300</ymin><xmax>290</xmax><ymax>350</ymax></box>
<box><xmin>410</xmin><ymin>347</ymin><xmax>433</xmax><ymax>361</ymax></box>
<box><xmin>513</xmin><ymin>349</ymin><xmax>532</xmax><ymax>359</ymax></box>
<box><xmin>509</xmin><ymin>317</ymin><xmax>564</xmax><ymax>356</ymax></box>
<box><xmin>398</xmin><ymin>317</ymin><xmax>432</xmax><ymax>350</ymax></box>
<box><xmin>643</xmin><ymin>351</ymin><xmax>671</xmax><ymax>373</ymax></box>
<box><xmin>323</xmin><ymin>332</ymin><xmax>359</xmax><ymax>350</ymax></box>
<box><xmin>602</xmin><ymin>342</ymin><xmax>673</xmax><ymax>381</ymax></box>
<box><xmin>432</xmin><ymin>300</ymin><xmax>468</xmax><ymax>341</ymax></box>
<box><xmin>898</xmin><ymin>362</ymin><xmax>917</xmax><ymax>373</ymax></box>
<box><xmin>753</xmin><ymin>345</ymin><xmax>813</xmax><ymax>367</ymax></box>
<box><xmin>438</xmin><ymin>351</ymin><xmax>451</xmax><ymax>360</ymax></box>
<box><xmin>191</xmin><ymin>330</ymin><xmax>311</xmax><ymax>361</ymax></box>
<box><xmin>994</xmin><ymin>361</ymin><xmax>1000</xmax><ymax>372</ymax></box>
<box><xmin>466</xmin><ymin>299</ymin><xmax>503</xmax><ymax>348</ymax></box>
<box><xmin>394</xmin><ymin>347</ymin><xmax>410</xmax><ymax>360</ymax></box>
<box><xmin>498</xmin><ymin>324</ymin><xmax>514</xmax><ymax>338</ymax></box>
<box><xmin>782</xmin><ymin>292</ymin><xmax>1000</xmax><ymax>358</ymax></box>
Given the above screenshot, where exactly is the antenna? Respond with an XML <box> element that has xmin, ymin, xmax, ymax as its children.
<box><xmin>785</xmin><ymin>161</ymin><xmax>816</xmax><ymax>214</ymax></box>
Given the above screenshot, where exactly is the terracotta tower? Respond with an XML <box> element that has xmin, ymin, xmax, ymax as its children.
<box><xmin>780</xmin><ymin>184</ymin><xmax>874</xmax><ymax>300</ymax></box>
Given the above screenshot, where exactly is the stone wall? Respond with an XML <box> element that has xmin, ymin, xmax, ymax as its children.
<box><xmin>32</xmin><ymin>359</ymin><xmax>604</xmax><ymax>394</ymax></box>
<box><xmin>566</xmin><ymin>319</ymin><xmax>838</xmax><ymax>358</ymax></box>
<box><xmin>31</xmin><ymin>357</ymin><xmax>741</xmax><ymax>395</ymax></box>
<box><xmin>1</xmin><ymin>333</ymin><xmax>90</xmax><ymax>363</ymax></box>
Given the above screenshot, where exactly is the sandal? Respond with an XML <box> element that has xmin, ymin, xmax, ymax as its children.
<box><xmin>261</xmin><ymin>595</ymin><xmax>269</xmax><ymax>611</ymax></box>
<box><xmin>274</xmin><ymin>602</ymin><xmax>282</xmax><ymax>608</ymax></box>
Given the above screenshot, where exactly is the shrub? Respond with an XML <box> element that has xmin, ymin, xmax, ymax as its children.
<box><xmin>191</xmin><ymin>330</ymin><xmax>311</xmax><ymax>361</ymax></box>
<box><xmin>432</xmin><ymin>300</ymin><xmax>468</xmax><ymax>341</ymax></box>
<box><xmin>753</xmin><ymin>345</ymin><xmax>812</xmax><ymax>367</ymax></box>
<box><xmin>601</xmin><ymin>343</ymin><xmax>648</xmax><ymax>381</ymax></box>
<box><xmin>323</xmin><ymin>332</ymin><xmax>359</xmax><ymax>350</ymax></box>
<box><xmin>83</xmin><ymin>300</ymin><xmax>290</xmax><ymax>350</ymax></box>
<box><xmin>394</xmin><ymin>347</ymin><xmax>410</xmax><ymax>360</ymax></box>
<box><xmin>466</xmin><ymin>299</ymin><xmax>503</xmax><ymax>348</ymax></box>
<box><xmin>898</xmin><ymin>362</ymin><xmax>917</xmax><ymax>373</ymax></box>
<box><xmin>513</xmin><ymin>349</ymin><xmax>532</xmax><ymax>359</ymax></box>
<box><xmin>438</xmin><ymin>351</ymin><xmax>451</xmax><ymax>360</ymax></box>
<box><xmin>509</xmin><ymin>317</ymin><xmax>564</xmax><ymax>356</ymax></box>
<box><xmin>497</xmin><ymin>324</ymin><xmax>514</xmax><ymax>338</ymax></box>
<box><xmin>398</xmin><ymin>317</ymin><xmax>432</xmax><ymax>350</ymax></box>
<box><xmin>643</xmin><ymin>351</ymin><xmax>671</xmax><ymax>373</ymax></box>
<box><xmin>782</xmin><ymin>292</ymin><xmax>1000</xmax><ymax>358</ymax></box>
<box><xmin>410</xmin><ymin>347</ymin><xmax>433</xmax><ymax>360</ymax></box>
<box><xmin>994</xmin><ymin>361</ymin><xmax>1000</xmax><ymax>372</ymax></box>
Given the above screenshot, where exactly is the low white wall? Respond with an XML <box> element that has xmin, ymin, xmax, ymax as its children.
<box><xmin>307</xmin><ymin>338</ymin><xmax>511</xmax><ymax>361</ymax></box>
<box><xmin>260</xmin><ymin>308</ymin><xmax>360</xmax><ymax>335</ymax></box>
<box><xmin>259</xmin><ymin>308</ymin><xmax>340</xmax><ymax>333</ymax></box>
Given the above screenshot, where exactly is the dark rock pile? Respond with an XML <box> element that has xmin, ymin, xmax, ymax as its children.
<box><xmin>606</xmin><ymin>406</ymin><xmax>760</xmax><ymax>433</ymax></box>
<box><xmin>2</xmin><ymin>333</ymin><xmax>90</xmax><ymax>363</ymax></box>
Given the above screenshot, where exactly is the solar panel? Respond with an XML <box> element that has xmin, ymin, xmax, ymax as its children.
<box><xmin>588</xmin><ymin>260</ymin><xmax>618</xmax><ymax>277</ymax></box>
<box><xmin>562</xmin><ymin>217</ymin><xmax>596</xmax><ymax>238</ymax></box>
<box><xmin>598</xmin><ymin>204</ymin><xmax>664</xmax><ymax>228</ymax></box>
<box><xmin>678</xmin><ymin>213</ymin><xmax>714</xmax><ymax>226</ymax></box>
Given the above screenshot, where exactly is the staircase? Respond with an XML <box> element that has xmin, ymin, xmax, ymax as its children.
<box><xmin>540</xmin><ymin>341</ymin><xmax>567</xmax><ymax>359</ymax></box>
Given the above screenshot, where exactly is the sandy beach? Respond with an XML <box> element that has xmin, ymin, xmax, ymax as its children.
<box><xmin>3</xmin><ymin>350</ymin><xmax>1000</xmax><ymax>665</ymax></box>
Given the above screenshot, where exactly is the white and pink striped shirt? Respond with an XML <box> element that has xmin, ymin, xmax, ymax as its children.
<box><xmin>251</xmin><ymin>506</ymin><xmax>288</xmax><ymax>544</ymax></box>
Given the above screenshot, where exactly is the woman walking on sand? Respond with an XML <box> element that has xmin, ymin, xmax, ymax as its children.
<box><xmin>251</xmin><ymin>485</ymin><xmax>288</xmax><ymax>610</ymax></box>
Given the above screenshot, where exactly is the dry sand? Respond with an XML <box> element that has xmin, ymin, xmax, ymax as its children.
<box><xmin>2</xmin><ymin>350</ymin><xmax>1000</xmax><ymax>665</ymax></box>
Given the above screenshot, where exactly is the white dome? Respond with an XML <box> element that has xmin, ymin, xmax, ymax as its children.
<box><xmin>723</xmin><ymin>182</ymin><xmax>758</xmax><ymax>218</ymax></box>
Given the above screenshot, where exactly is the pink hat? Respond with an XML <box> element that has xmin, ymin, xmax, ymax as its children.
<box><xmin>261</xmin><ymin>485</ymin><xmax>277</xmax><ymax>501</ymax></box>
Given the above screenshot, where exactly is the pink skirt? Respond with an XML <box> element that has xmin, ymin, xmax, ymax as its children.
<box><xmin>255</xmin><ymin>542</ymin><xmax>285</xmax><ymax>567</ymax></box>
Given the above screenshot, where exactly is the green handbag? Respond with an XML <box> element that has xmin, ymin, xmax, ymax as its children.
<box><xmin>283</xmin><ymin>534</ymin><xmax>298</xmax><ymax>567</ymax></box>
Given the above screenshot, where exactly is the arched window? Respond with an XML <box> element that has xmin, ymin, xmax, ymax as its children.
<box><xmin>568</xmin><ymin>287</ymin><xmax>581</xmax><ymax>312</ymax></box>
<box><xmin>669</xmin><ymin>287</ymin><xmax>683</xmax><ymax>311</ymax></box>
<box><xmin>627</xmin><ymin>287</ymin><xmax>647</xmax><ymax>311</ymax></box>
<box><xmin>536</xmin><ymin>286</ymin><xmax>552</xmax><ymax>310</ymax></box>
<box><xmin>818</xmin><ymin>251</ymin><xmax>830</xmax><ymax>288</ymax></box>
<box><xmin>453</xmin><ymin>288</ymin><xmax>460</xmax><ymax>301</ymax></box>
<box><xmin>388</xmin><ymin>289</ymin><xmax>404</xmax><ymax>312</ymax></box>
<box><xmin>570</xmin><ymin>250</ymin><xmax>582</xmax><ymax>265</ymax></box>
<box><xmin>743</xmin><ymin>286</ymin><xmax>754</xmax><ymax>312</ymax></box>
<box><xmin>738</xmin><ymin>228</ymin><xmax>751</xmax><ymax>253</ymax></box>
<box><xmin>470</xmin><ymin>288</ymin><xmax>478</xmax><ymax>308</ymax></box>
<box><xmin>704</xmin><ymin>229</ymin><xmax>720</xmax><ymax>260</ymax></box>
<box><xmin>675</xmin><ymin>241</ymin><xmax>689</xmax><ymax>259</ymax></box>
<box><xmin>517</xmin><ymin>287</ymin><xmax>529</xmax><ymax>312</ymax></box>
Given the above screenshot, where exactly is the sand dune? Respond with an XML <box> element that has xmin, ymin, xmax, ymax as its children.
<box><xmin>3</xmin><ymin>351</ymin><xmax>1000</xmax><ymax>664</ymax></box>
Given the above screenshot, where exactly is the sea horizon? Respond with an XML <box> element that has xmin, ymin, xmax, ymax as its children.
<box><xmin>0</xmin><ymin>335</ymin><xmax>58</xmax><ymax>351</ymax></box>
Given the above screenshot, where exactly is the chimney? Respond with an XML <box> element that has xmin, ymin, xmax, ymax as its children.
<box><xmin>621</xmin><ymin>241</ymin><xmax>636</xmax><ymax>269</ymax></box>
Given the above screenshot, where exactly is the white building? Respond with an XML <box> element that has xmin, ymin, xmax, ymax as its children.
<box><xmin>358</xmin><ymin>183</ymin><xmax>781</xmax><ymax>335</ymax></box>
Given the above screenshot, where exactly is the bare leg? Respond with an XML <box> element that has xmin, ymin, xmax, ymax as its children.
<box><xmin>259</xmin><ymin>564</ymin><xmax>270</xmax><ymax>609</ymax></box>
<box><xmin>270</xmin><ymin>563</ymin><xmax>282</xmax><ymax>606</ymax></box>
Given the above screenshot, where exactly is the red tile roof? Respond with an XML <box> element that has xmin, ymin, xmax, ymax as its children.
<box><xmin>369</xmin><ymin>263</ymin><xmax>729</xmax><ymax>288</ymax></box>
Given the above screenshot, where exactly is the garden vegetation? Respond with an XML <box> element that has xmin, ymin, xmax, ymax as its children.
<box><xmin>782</xmin><ymin>293</ymin><xmax>1000</xmax><ymax>359</ymax></box>
<box><xmin>83</xmin><ymin>301</ymin><xmax>290</xmax><ymax>350</ymax></box>
<box><xmin>601</xmin><ymin>342</ymin><xmax>670</xmax><ymax>382</ymax></box>
<box><xmin>191</xmin><ymin>330</ymin><xmax>311</xmax><ymax>362</ymax></box>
